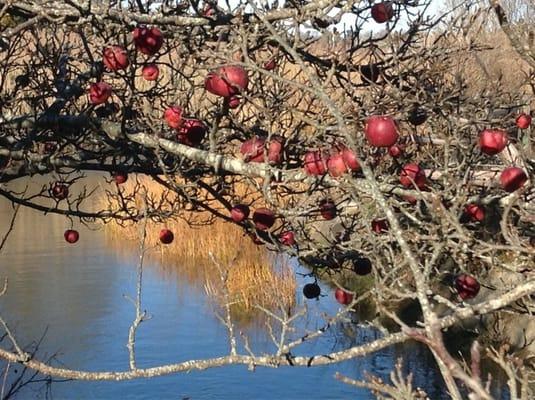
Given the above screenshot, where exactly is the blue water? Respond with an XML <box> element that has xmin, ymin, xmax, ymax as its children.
<box><xmin>0</xmin><ymin>189</ymin><xmax>456</xmax><ymax>399</ymax></box>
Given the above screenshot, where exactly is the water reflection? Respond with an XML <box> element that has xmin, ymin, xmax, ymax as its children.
<box><xmin>0</xmin><ymin>175</ymin><xmax>507</xmax><ymax>399</ymax></box>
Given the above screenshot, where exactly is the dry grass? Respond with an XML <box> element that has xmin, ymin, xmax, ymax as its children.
<box><xmin>100</xmin><ymin>176</ymin><xmax>296</xmax><ymax>321</ymax></box>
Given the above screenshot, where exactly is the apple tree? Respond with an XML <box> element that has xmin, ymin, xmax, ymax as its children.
<box><xmin>0</xmin><ymin>0</ymin><xmax>534</xmax><ymax>398</ymax></box>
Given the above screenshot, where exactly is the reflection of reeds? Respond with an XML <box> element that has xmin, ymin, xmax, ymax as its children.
<box><xmin>100</xmin><ymin>176</ymin><xmax>296</xmax><ymax>321</ymax></box>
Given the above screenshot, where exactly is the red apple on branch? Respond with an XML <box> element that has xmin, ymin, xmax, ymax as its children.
<box><xmin>52</xmin><ymin>183</ymin><xmax>69</xmax><ymax>200</ymax></box>
<box><xmin>516</xmin><ymin>113</ymin><xmax>532</xmax><ymax>129</ymax></box>
<box><xmin>142</xmin><ymin>64</ymin><xmax>159</xmax><ymax>81</ymax></box>
<box><xmin>371</xmin><ymin>2</ymin><xmax>394</xmax><ymax>23</ymax></box>
<box><xmin>327</xmin><ymin>153</ymin><xmax>347</xmax><ymax>177</ymax></box>
<box><xmin>133</xmin><ymin>26</ymin><xmax>164</xmax><ymax>55</ymax></box>
<box><xmin>326</xmin><ymin>145</ymin><xmax>360</xmax><ymax>177</ymax></box>
<box><xmin>400</xmin><ymin>163</ymin><xmax>426</xmax><ymax>189</ymax></box>
<box><xmin>388</xmin><ymin>144</ymin><xmax>403</xmax><ymax>158</ymax></box>
<box><xmin>164</xmin><ymin>106</ymin><xmax>183</xmax><ymax>129</ymax></box>
<box><xmin>177</xmin><ymin>119</ymin><xmax>206</xmax><ymax>146</ymax></box>
<box><xmin>334</xmin><ymin>288</ymin><xmax>353</xmax><ymax>305</ymax></box>
<box><xmin>304</xmin><ymin>150</ymin><xmax>327</xmax><ymax>176</ymax></box>
<box><xmin>205</xmin><ymin>66</ymin><xmax>249</xmax><ymax>98</ymax></box>
<box><xmin>403</xmin><ymin>195</ymin><xmax>418</xmax><ymax>205</ymax></box>
<box><xmin>230</xmin><ymin>204</ymin><xmax>250</xmax><ymax>223</ymax></box>
<box><xmin>279</xmin><ymin>231</ymin><xmax>296</xmax><ymax>246</ymax></box>
<box><xmin>319</xmin><ymin>199</ymin><xmax>337</xmax><ymax>220</ymax></box>
<box><xmin>463</xmin><ymin>204</ymin><xmax>485</xmax><ymax>222</ymax></box>
<box><xmin>455</xmin><ymin>274</ymin><xmax>480</xmax><ymax>300</ymax></box>
<box><xmin>202</xmin><ymin>4</ymin><xmax>215</xmax><ymax>17</ymax></box>
<box><xmin>113</xmin><ymin>172</ymin><xmax>128</xmax><ymax>185</ymax></box>
<box><xmin>479</xmin><ymin>129</ymin><xmax>508</xmax><ymax>155</ymax></box>
<box><xmin>365</xmin><ymin>115</ymin><xmax>399</xmax><ymax>147</ymax></box>
<box><xmin>89</xmin><ymin>82</ymin><xmax>112</xmax><ymax>105</ymax></box>
<box><xmin>103</xmin><ymin>46</ymin><xmax>129</xmax><ymax>71</ymax></box>
<box><xmin>341</xmin><ymin>146</ymin><xmax>361</xmax><ymax>171</ymax></box>
<box><xmin>500</xmin><ymin>167</ymin><xmax>528</xmax><ymax>192</ymax></box>
<box><xmin>371</xmin><ymin>219</ymin><xmax>389</xmax><ymax>234</ymax></box>
<box><xmin>252</xmin><ymin>208</ymin><xmax>276</xmax><ymax>230</ymax></box>
<box><xmin>263</xmin><ymin>58</ymin><xmax>277</xmax><ymax>71</ymax></box>
<box><xmin>159</xmin><ymin>229</ymin><xmax>174</xmax><ymax>244</ymax></box>
<box><xmin>240</xmin><ymin>137</ymin><xmax>283</xmax><ymax>164</ymax></box>
<box><xmin>64</xmin><ymin>229</ymin><xmax>79</xmax><ymax>244</ymax></box>
<box><xmin>241</xmin><ymin>137</ymin><xmax>265</xmax><ymax>162</ymax></box>
<box><xmin>266</xmin><ymin>137</ymin><xmax>284</xmax><ymax>164</ymax></box>
<box><xmin>228</xmin><ymin>96</ymin><xmax>241</xmax><ymax>108</ymax></box>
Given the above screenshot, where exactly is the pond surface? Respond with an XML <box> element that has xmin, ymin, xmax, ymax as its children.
<box><xmin>0</xmin><ymin>178</ymin><xmax>493</xmax><ymax>399</ymax></box>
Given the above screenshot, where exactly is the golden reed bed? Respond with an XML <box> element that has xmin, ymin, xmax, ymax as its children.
<box><xmin>99</xmin><ymin>177</ymin><xmax>296</xmax><ymax>323</ymax></box>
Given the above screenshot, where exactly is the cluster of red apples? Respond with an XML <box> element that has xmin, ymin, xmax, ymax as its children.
<box><xmin>77</xmin><ymin>12</ymin><xmax>530</xmax><ymax>304</ymax></box>
<box><xmin>303</xmin><ymin>255</ymin><xmax>373</xmax><ymax>302</ymax></box>
<box><xmin>309</xmin><ymin>249</ymin><xmax>484</xmax><ymax>307</ymax></box>
<box><xmin>163</xmin><ymin>64</ymin><xmax>251</xmax><ymax>145</ymax></box>
<box><xmin>89</xmin><ymin>26</ymin><xmax>164</xmax><ymax>105</ymax></box>
<box><xmin>464</xmin><ymin>115</ymin><xmax>530</xmax><ymax>223</ymax></box>
<box><xmin>273</xmin><ymin>112</ymin><xmax>528</xmax><ymax>304</ymax></box>
<box><xmin>229</xmin><ymin>204</ymin><xmax>295</xmax><ymax>246</ymax></box>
